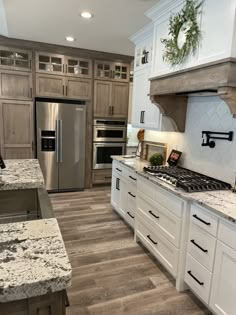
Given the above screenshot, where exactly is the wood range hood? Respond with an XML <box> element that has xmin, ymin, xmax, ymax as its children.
<box><xmin>150</xmin><ymin>58</ymin><xmax>236</xmax><ymax>132</ymax></box>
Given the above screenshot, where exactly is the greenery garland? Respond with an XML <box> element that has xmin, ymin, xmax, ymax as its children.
<box><xmin>161</xmin><ymin>0</ymin><xmax>203</xmax><ymax>66</ymax></box>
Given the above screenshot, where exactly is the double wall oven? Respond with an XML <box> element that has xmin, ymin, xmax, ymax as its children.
<box><xmin>93</xmin><ymin>119</ymin><xmax>126</xmax><ymax>169</ymax></box>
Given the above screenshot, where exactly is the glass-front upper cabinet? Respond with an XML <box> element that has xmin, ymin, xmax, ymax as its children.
<box><xmin>113</xmin><ymin>63</ymin><xmax>129</xmax><ymax>82</ymax></box>
<box><xmin>65</xmin><ymin>57</ymin><xmax>92</xmax><ymax>78</ymax></box>
<box><xmin>35</xmin><ymin>52</ymin><xmax>65</xmax><ymax>75</ymax></box>
<box><xmin>0</xmin><ymin>46</ymin><xmax>32</xmax><ymax>71</ymax></box>
<box><xmin>94</xmin><ymin>61</ymin><xmax>113</xmax><ymax>80</ymax></box>
<box><xmin>94</xmin><ymin>61</ymin><xmax>130</xmax><ymax>82</ymax></box>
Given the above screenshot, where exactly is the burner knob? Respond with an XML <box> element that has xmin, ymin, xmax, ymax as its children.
<box><xmin>165</xmin><ymin>176</ymin><xmax>170</xmax><ymax>180</ymax></box>
<box><xmin>157</xmin><ymin>173</ymin><xmax>162</xmax><ymax>177</ymax></box>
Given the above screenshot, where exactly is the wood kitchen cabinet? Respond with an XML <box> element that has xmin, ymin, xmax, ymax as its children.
<box><xmin>35</xmin><ymin>52</ymin><xmax>65</xmax><ymax>75</ymax></box>
<box><xmin>94</xmin><ymin>80</ymin><xmax>129</xmax><ymax>118</ymax></box>
<box><xmin>65</xmin><ymin>56</ymin><xmax>92</xmax><ymax>78</ymax></box>
<box><xmin>94</xmin><ymin>60</ymin><xmax>130</xmax><ymax>82</ymax></box>
<box><xmin>0</xmin><ymin>70</ymin><xmax>33</xmax><ymax>100</ymax></box>
<box><xmin>36</xmin><ymin>73</ymin><xmax>65</xmax><ymax>98</ymax></box>
<box><xmin>0</xmin><ymin>46</ymin><xmax>32</xmax><ymax>71</ymax></box>
<box><xmin>0</xmin><ymin>100</ymin><xmax>34</xmax><ymax>159</ymax></box>
<box><xmin>66</xmin><ymin>77</ymin><xmax>91</xmax><ymax>99</ymax></box>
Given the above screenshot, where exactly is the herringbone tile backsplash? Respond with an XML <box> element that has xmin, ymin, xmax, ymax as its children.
<box><xmin>145</xmin><ymin>96</ymin><xmax>236</xmax><ymax>185</ymax></box>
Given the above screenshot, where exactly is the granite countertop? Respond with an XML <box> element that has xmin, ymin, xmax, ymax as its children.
<box><xmin>112</xmin><ymin>156</ymin><xmax>236</xmax><ymax>223</ymax></box>
<box><xmin>0</xmin><ymin>218</ymin><xmax>72</xmax><ymax>303</ymax></box>
<box><xmin>0</xmin><ymin>159</ymin><xmax>44</xmax><ymax>191</ymax></box>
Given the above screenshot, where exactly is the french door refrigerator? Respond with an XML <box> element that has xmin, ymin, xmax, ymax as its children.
<box><xmin>36</xmin><ymin>100</ymin><xmax>86</xmax><ymax>191</ymax></box>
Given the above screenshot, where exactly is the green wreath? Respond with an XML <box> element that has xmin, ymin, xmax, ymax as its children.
<box><xmin>161</xmin><ymin>0</ymin><xmax>203</xmax><ymax>66</ymax></box>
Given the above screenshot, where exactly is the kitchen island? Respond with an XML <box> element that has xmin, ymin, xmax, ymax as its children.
<box><xmin>0</xmin><ymin>159</ymin><xmax>72</xmax><ymax>315</ymax></box>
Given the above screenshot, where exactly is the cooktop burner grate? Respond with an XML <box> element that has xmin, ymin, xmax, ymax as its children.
<box><xmin>143</xmin><ymin>165</ymin><xmax>231</xmax><ymax>193</ymax></box>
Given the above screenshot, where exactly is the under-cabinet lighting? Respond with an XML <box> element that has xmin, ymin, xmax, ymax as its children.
<box><xmin>66</xmin><ymin>36</ymin><xmax>75</xmax><ymax>42</ymax></box>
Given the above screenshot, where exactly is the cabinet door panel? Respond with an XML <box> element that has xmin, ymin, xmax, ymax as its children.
<box><xmin>210</xmin><ymin>241</ymin><xmax>236</xmax><ymax>315</ymax></box>
<box><xmin>112</xmin><ymin>82</ymin><xmax>129</xmax><ymax>118</ymax></box>
<box><xmin>36</xmin><ymin>52</ymin><xmax>65</xmax><ymax>75</ymax></box>
<box><xmin>36</xmin><ymin>73</ymin><xmax>65</xmax><ymax>97</ymax></box>
<box><xmin>66</xmin><ymin>77</ymin><xmax>91</xmax><ymax>99</ymax></box>
<box><xmin>0</xmin><ymin>100</ymin><xmax>33</xmax><ymax>159</ymax></box>
<box><xmin>132</xmin><ymin>69</ymin><xmax>146</xmax><ymax>127</ymax></box>
<box><xmin>0</xmin><ymin>70</ymin><xmax>32</xmax><ymax>100</ymax></box>
<box><xmin>94</xmin><ymin>80</ymin><xmax>112</xmax><ymax>117</ymax></box>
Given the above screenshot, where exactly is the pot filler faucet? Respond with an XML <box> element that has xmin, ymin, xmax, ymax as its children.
<box><xmin>202</xmin><ymin>131</ymin><xmax>233</xmax><ymax>148</ymax></box>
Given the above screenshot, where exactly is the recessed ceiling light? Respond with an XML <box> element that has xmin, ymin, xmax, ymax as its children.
<box><xmin>66</xmin><ymin>36</ymin><xmax>75</xmax><ymax>42</ymax></box>
<box><xmin>80</xmin><ymin>11</ymin><xmax>93</xmax><ymax>19</ymax></box>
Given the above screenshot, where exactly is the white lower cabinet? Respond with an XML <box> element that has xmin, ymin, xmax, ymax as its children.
<box><xmin>185</xmin><ymin>254</ymin><xmax>212</xmax><ymax>304</ymax></box>
<box><xmin>111</xmin><ymin>160</ymin><xmax>137</xmax><ymax>228</ymax></box>
<box><xmin>111</xmin><ymin>173</ymin><xmax>127</xmax><ymax>219</ymax></box>
<box><xmin>210</xmin><ymin>233</ymin><xmax>236</xmax><ymax>315</ymax></box>
<box><xmin>136</xmin><ymin>213</ymin><xmax>179</xmax><ymax>277</ymax></box>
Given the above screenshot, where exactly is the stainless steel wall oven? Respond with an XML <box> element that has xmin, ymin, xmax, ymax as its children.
<box><xmin>93</xmin><ymin>119</ymin><xmax>126</xmax><ymax>169</ymax></box>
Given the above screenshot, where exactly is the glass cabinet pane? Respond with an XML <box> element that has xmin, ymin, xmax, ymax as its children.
<box><xmin>0</xmin><ymin>48</ymin><xmax>31</xmax><ymax>69</ymax></box>
<box><xmin>38</xmin><ymin>54</ymin><xmax>63</xmax><ymax>73</ymax></box>
<box><xmin>39</xmin><ymin>55</ymin><xmax>50</xmax><ymax>63</ymax></box>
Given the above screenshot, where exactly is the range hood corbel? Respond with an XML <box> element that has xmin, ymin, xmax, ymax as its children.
<box><xmin>151</xmin><ymin>94</ymin><xmax>188</xmax><ymax>132</ymax></box>
<box><xmin>150</xmin><ymin>58</ymin><xmax>236</xmax><ymax>131</ymax></box>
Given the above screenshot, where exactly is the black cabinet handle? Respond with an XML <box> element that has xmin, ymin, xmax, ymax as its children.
<box><xmin>149</xmin><ymin>211</ymin><xmax>160</xmax><ymax>219</ymax></box>
<box><xmin>142</xmin><ymin>111</ymin><xmax>145</xmax><ymax>123</ymax></box>
<box><xmin>191</xmin><ymin>239</ymin><xmax>208</xmax><ymax>253</ymax></box>
<box><xmin>116</xmin><ymin>178</ymin><xmax>120</xmax><ymax>191</ymax></box>
<box><xmin>140</xmin><ymin>111</ymin><xmax>142</xmax><ymax>123</ymax></box>
<box><xmin>104</xmin><ymin>176</ymin><xmax>112</xmax><ymax>179</ymax></box>
<box><xmin>187</xmin><ymin>270</ymin><xmax>204</xmax><ymax>286</ymax></box>
<box><xmin>129</xmin><ymin>175</ymin><xmax>137</xmax><ymax>181</ymax></box>
<box><xmin>116</xmin><ymin>168</ymin><xmax>122</xmax><ymax>172</ymax></box>
<box><xmin>193</xmin><ymin>214</ymin><xmax>211</xmax><ymax>226</ymax></box>
<box><xmin>147</xmin><ymin>235</ymin><xmax>157</xmax><ymax>245</ymax></box>
<box><xmin>128</xmin><ymin>192</ymin><xmax>136</xmax><ymax>198</ymax></box>
<box><xmin>127</xmin><ymin>212</ymin><xmax>134</xmax><ymax>219</ymax></box>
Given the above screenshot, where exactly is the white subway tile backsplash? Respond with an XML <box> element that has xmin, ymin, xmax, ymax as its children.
<box><xmin>145</xmin><ymin>96</ymin><xmax>236</xmax><ymax>185</ymax></box>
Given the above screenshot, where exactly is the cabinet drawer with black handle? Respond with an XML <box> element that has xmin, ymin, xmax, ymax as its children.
<box><xmin>136</xmin><ymin>214</ymin><xmax>179</xmax><ymax>277</ymax></box>
<box><xmin>137</xmin><ymin>193</ymin><xmax>181</xmax><ymax>248</ymax></box>
<box><xmin>185</xmin><ymin>253</ymin><xmax>212</xmax><ymax>304</ymax></box>
<box><xmin>188</xmin><ymin>222</ymin><xmax>216</xmax><ymax>272</ymax></box>
<box><xmin>191</xmin><ymin>204</ymin><xmax>218</xmax><ymax>237</ymax></box>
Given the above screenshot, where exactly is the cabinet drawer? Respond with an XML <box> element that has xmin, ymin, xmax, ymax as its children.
<box><xmin>138</xmin><ymin>177</ymin><xmax>156</xmax><ymax>200</ymax></box>
<box><xmin>191</xmin><ymin>204</ymin><xmax>218</xmax><ymax>237</ymax></box>
<box><xmin>218</xmin><ymin>219</ymin><xmax>236</xmax><ymax>251</ymax></box>
<box><xmin>92</xmin><ymin>169</ymin><xmax>112</xmax><ymax>184</ymax></box>
<box><xmin>188</xmin><ymin>222</ymin><xmax>216</xmax><ymax>271</ymax></box>
<box><xmin>126</xmin><ymin>208</ymin><xmax>135</xmax><ymax>228</ymax></box>
<box><xmin>113</xmin><ymin>161</ymin><xmax>125</xmax><ymax>176</ymax></box>
<box><xmin>125</xmin><ymin>168</ymin><xmax>138</xmax><ymax>185</ymax></box>
<box><xmin>185</xmin><ymin>253</ymin><xmax>212</xmax><ymax>304</ymax></box>
<box><xmin>155</xmin><ymin>185</ymin><xmax>183</xmax><ymax>218</ymax></box>
<box><xmin>136</xmin><ymin>214</ymin><xmax>179</xmax><ymax>277</ymax></box>
<box><xmin>137</xmin><ymin>193</ymin><xmax>181</xmax><ymax>248</ymax></box>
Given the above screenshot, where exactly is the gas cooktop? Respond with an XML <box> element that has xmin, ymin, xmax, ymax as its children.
<box><xmin>143</xmin><ymin>165</ymin><xmax>232</xmax><ymax>193</ymax></box>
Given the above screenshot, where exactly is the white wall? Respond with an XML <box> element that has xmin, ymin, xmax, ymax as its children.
<box><xmin>145</xmin><ymin>97</ymin><xmax>236</xmax><ymax>185</ymax></box>
<box><xmin>0</xmin><ymin>0</ymin><xmax>8</xmax><ymax>36</ymax></box>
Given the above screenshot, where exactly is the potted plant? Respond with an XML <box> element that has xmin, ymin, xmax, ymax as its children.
<box><xmin>149</xmin><ymin>153</ymin><xmax>164</xmax><ymax>166</ymax></box>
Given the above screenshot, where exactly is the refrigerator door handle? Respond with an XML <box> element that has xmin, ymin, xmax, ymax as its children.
<box><xmin>60</xmin><ymin>119</ymin><xmax>63</xmax><ymax>163</ymax></box>
<box><xmin>56</xmin><ymin>120</ymin><xmax>59</xmax><ymax>163</ymax></box>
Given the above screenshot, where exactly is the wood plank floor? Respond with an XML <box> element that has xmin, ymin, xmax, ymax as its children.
<box><xmin>50</xmin><ymin>187</ymin><xmax>212</xmax><ymax>315</ymax></box>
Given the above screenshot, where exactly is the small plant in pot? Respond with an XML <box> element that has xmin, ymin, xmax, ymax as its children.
<box><xmin>149</xmin><ymin>153</ymin><xmax>164</xmax><ymax>166</ymax></box>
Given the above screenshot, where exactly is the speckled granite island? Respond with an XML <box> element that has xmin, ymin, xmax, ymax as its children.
<box><xmin>0</xmin><ymin>159</ymin><xmax>72</xmax><ymax>315</ymax></box>
<box><xmin>112</xmin><ymin>155</ymin><xmax>236</xmax><ymax>223</ymax></box>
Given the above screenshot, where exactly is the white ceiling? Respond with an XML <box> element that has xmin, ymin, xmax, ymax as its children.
<box><xmin>2</xmin><ymin>0</ymin><xmax>159</xmax><ymax>56</ymax></box>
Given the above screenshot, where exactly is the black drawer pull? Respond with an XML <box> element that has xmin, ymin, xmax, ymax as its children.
<box><xmin>127</xmin><ymin>212</ymin><xmax>134</xmax><ymax>219</ymax></box>
<box><xmin>116</xmin><ymin>178</ymin><xmax>120</xmax><ymax>191</ymax></box>
<box><xmin>147</xmin><ymin>234</ymin><xmax>157</xmax><ymax>245</ymax></box>
<box><xmin>129</xmin><ymin>175</ymin><xmax>137</xmax><ymax>181</ymax></box>
<box><xmin>149</xmin><ymin>211</ymin><xmax>159</xmax><ymax>219</ymax></box>
<box><xmin>116</xmin><ymin>167</ymin><xmax>122</xmax><ymax>172</ymax></box>
<box><xmin>104</xmin><ymin>176</ymin><xmax>112</xmax><ymax>179</ymax></box>
<box><xmin>191</xmin><ymin>239</ymin><xmax>208</xmax><ymax>253</ymax></box>
<box><xmin>187</xmin><ymin>270</ymin><xmax>204</xmax><ymax>286</ymax></box>
<box><xmin>193</xmin><ymin>214</ymin><xmax>211</xmax><ymax>226</ymax></box>
<box><xmin>128</xmin><ymin>192</ymin><xmax>136</xmax><ymax>198</ymax></box>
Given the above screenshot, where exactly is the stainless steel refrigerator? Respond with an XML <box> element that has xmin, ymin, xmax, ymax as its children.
<box><xmin>36</xmin><ymin>100</ymin><xmax>86</xmax><ymax>191</ymax></box>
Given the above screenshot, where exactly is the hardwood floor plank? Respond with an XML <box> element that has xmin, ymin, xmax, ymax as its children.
<box><xmin>50</xmin><ymin>187</ymin><xmax>211</xmax><ymax>315</ymax></box>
